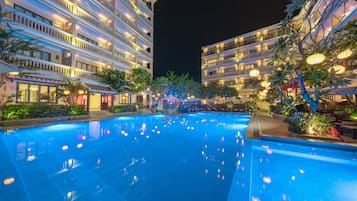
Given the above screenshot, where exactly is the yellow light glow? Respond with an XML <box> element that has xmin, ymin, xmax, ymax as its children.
<box><xmin>249</xmin><ymin>69</ymin><xmax>260</xmax><ymax>77</ymax></box>
<box><xmin>64</xmin><ymin>90</ymin><xmax>70</xmax><ymax>95</ymax></box>
<box><xmin>306</xmin><ymin>53</ymin><xmax>325</xmax><ymax>65</ymax></box>
<box><xmin>78</xmin><ymin>90</ymin><xmax>84</xmax><ymax>95</ymax></box>
<box><xmin>329</xmin><ymin>65</ymin><xmax>345</xmax><ymax>74</ymax></box>
<box><xmin>337</xmin><ymin>49</ymin><xmax>353</xmax><ymax>60</ymax></box>
<box><xmin>8</xmin><ymin>71</ymin><xmax>19</xmax><ymax>76</ymax></box>
<box><xmin>3</xmin><ymin>177</ymin><xmax>15</xmax><ymax>185</ymax></box>
<box><xmin>261</xmin><ymin>81</ymin><xmax>271</xmax><ymax>88</ymax></box>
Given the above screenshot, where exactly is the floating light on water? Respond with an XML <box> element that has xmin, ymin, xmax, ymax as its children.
<box><xmin>27</xmin><ymin>155</ymin><xmax>36</xmax><ymax>161</ymax></box>
<box><xmin>306</xmin><ymin>53</ymin><xmax>325</xmax><ymax>65</ymax></box>
<box><xmin>263</xmin><ymin>176</ymin><xmax>272</xmax><ymax>184</ymax></box>
<box><xmin>3</xmin><ymin>177</ymin><xmax>15</xmax><ymax>185</ymax></box>
<box><xmin>62</xmin><ymin>145</ymin><xmax>69</xmax><ymax>151</ymax></box>
<box><xmin>77</xmin><ymin>143</ymin><xmax>83</xmax><ymax>149</ymax></box>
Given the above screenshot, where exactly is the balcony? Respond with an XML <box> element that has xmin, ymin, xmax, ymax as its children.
<box><xmin>7</xmin><ymin>12</ymin><xmax>72</xmax><ymax>44</ymax></box>
<box><xmin>124</xmin><ymin>0</ymin><xmax>152</xmax><ymax>25</ymax></box>
<box><xmin>97</xmin><ymin>0</ymin><xmax>115</xmax><ymax>12</ymax></box>
<box><xmin>74</xmin><ymin>37</ymin><xmax>112</xmax><ymax>59</ymax></box>
<box><xmin>14</xmin><ymin>55</ymin><xmax>96</xmax><ymax>80</ymax></box>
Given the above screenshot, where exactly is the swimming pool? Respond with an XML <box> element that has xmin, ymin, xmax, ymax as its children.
<box><xmin>0</xmin><ymin>112</ymin><xmax>249</xmax><ymax>201</ymax></box>
<box><xmin>1</xmin><ymin>112</ymin><xmax>356</xmax><ymax>201</ymax></box>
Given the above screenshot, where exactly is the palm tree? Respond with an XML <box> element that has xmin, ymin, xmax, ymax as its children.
<box><xmin>59</xmin><ymin>78</ymin><xmax>88</xmax><ymax>106</ymax></box>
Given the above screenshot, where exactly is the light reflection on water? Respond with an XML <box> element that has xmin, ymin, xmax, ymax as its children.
<box><xmin>0</xmin><ymin>112</ymin><xmax>248</xmax><ymax>201</ymax></box>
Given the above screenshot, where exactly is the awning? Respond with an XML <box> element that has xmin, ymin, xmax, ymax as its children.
<box><xmin>0</xmin><ymin>60</ymin><xmax>22</xmax><ymax>73</ymax></box>
<box><xmin>11</xmin><ymin>69</ymin><xmax>65</xmax><ymax>84</ymax></box>
<box><xmin>79</xmin><ymin>78</ymin><xmax>117</xmax><ymax>94</ymax></box>
<box><xmin>325</xmin><ymin>87</ymin><xmax>357</xmax><ymax>95</ymax></box>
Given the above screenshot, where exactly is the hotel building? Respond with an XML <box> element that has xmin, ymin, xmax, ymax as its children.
<box><xmin>201</xmin><ymin>0</ymin><xmax>356</xmax><ymax>104</ymax></box>
<box><xmin>0</xmin><ymin>0</ymin><xmax>156</xmax><ymax>111</ymax></box>
<box><xmin>201</xmin><ymin>24</ymin><xmax>287</xmax><ymax>99</ymax></box>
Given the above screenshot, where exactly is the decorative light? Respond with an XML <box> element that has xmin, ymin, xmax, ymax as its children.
<box><xmin>78</xmin><ymin>90</ymin><xmax>84</xmax><ymax>95</ymax></box>
<box><xmin>337</xmin><ymin>48</ymin><xmax>353</xmax><ymax>60</ymax></box>
<box><xmin>249</xmin><ymin>69</ymin><xmax>260</xmax><ymax>77</ymax></box>
<box><xmin>260</xmin><ymin>81</ymin><xmax>271</xmax><ymax>88</ymax></box>
<box><xmin>8</xmin><ymin>71</ymin><xmax>19</xmax><ymax>76</ymax></box>
<box><xmin>63</xmin><ymin>90</ymin><xmax>70</xmax><ymax>95</ymax></box>
<box><xmin>328</xmin><ymin>65</ymin><xmax>345</xmax><ymax>74</ymax></box>
<box><xmin>306</xmin><ymin>53</ymin><xmax>325</xmax><ymax>65</ymax></box>
<box><xmin>3</xmin><ymin>177</ymin><xmax>15</xmax><ymax>185</ymax></box>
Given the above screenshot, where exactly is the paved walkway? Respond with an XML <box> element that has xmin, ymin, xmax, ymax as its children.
<box><xmin>247</xmin><ymin>111</ymin><xmax>357</xmax><ymax>145</ymax></box>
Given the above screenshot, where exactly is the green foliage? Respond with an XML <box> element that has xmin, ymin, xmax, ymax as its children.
<box><xmin>226</xmin><ymin>102</ymin><xmax>234</xmax><ymax>109</ymax></box>
<box><xmin>2</xmin><ymin>104</ymin><xmax>86</xmax><ymax>120</ymax></box>
<box><xmin>96</xmin><ymin>69</ymin><xmax>129</xmax><ymax>93</ymax></box>
<box><xmin>130</xmin><ymin>68</ymin><xmax>152</xmax><ymax>93</ymax></box>
<box><xmin>349</xmin><ymin>112</ymin><xmax>357</xmax><ymax>121</ymax></box>
<box><xmin>269</xmin><ymin>0</ymin><xmax>356</xmax><ymax>113</ymax></box>
<box><xmin>201</xmin><ymin>81</ymin><xmax>238</xmax><ymax>99</ymax></box>
<box><xmin>112</xmin><ymin>104</ymin><xmax>137</xmax><ymax>113</ymax></box>
<box><xmin>0</xmin><ymin>6</ymin><xmax>39</xmax><ymax>62</ymax></box>
<box><xmin>58</xmin><ymin>78</ymin><xmax>88</xmax><ymax>106</ymax></box>
<box><xmin>152</xmin><ymin>71</ymin><xmax>201</xmax><ymax>99</ymax></box>
<box><xmin>288</xmin><ymin>112</ymin><xmax>308</xmax><ymax>134</ymax></box>
<box><xmin>308</xmin><ymin>113</ymin><xmax>334</xmax><ymax>135</ymax></box>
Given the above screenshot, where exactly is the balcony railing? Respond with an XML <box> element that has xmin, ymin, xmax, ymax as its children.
<box><xmin>8</xmin><ymin>12</ymin><xmax>72</xmax><ymax>44</ymax></box>
<box><xmin>51</xmin><ymin>0</ymin><xmax>74</xmax><ymax>12</ymax></box>
<box><xmin>98</xmin><ymin>0</ymin><xmax>115</xmax><ymax>12</ymax></box>
<box><xmin>203</xmin><ymin>65</ymin><xmax>273</xmax><ymax>79</ymax></box>
<box><xmin>123</xmin><ymin>0</ymin><xmax>152</xmax><ymax>25</ymax></box>
<box><xmin>202</xmin><ymin>28</ymin><xmax>287</xmax><ymax>56</ymax></box>
<box><xmin>74</xmin><ymin>37</ymin><xmax>112</xmax><ymax>59</ymax></box>
<box><xmin>14</xmin><ymin>55</ymin><xmax>96</xmax><ymax>80</ymax></box>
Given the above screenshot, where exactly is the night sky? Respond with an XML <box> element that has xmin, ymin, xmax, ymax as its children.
<box><xmin>153</xmin><ymin>0</ymin><xmax>289</xmax><ymax>81</ymax></box>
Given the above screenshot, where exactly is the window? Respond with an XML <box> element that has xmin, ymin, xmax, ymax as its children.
<box><xmin>17</xmin><ymin>83</ymin><xmax>57</xmax><ymax>103</ymax></box>
<box><xmin>76</xmin><ymin>61</ymin><xmax>99</xmax><ymax>72</ymax></box>
<box><xmin>32</xmin><ymin>50</ymin><xmax>51</xmax><ymax>61</ymax></box>
<box><xmin>14</xmin><ymin>4</ymin><xmax>52</xmax><ymax>25</ymax></box>
<box><xmin>77</xmin><ymin>34</ymin><xmax>98</xmax><ymax>46</ymax></box>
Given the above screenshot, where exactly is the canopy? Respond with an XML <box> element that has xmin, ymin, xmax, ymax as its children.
<box><xmin>325</xmin><ymin>87</ymin><xmax>357</xmax><ymax>95</ymax></box>
<box><xmin>0</xmin><ymin>61</ymin><xmax>22</xmax><ymax>73</ymax></box>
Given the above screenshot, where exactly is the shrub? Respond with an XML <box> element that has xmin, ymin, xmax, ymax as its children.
<box><xmin>288</xmin><ymin>112</ymin><xmax>308</xmax><ymax>134</ymax></box>
<box><xmin>2</xmin><ymin>104</ymin><xmax>87</xmax><ymax>120</ymax></box>
<box><xmin>308</xmin><ymin>113</ymin><xmax>334</xmax><ymax>135</ymax></box>
<box><xmin>112</xmin><ymin>104</ymin><xmax>137</xmax><ymax>113</ymax></box>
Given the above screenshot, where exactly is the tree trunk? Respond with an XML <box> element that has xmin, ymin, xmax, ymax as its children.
<box><xmin>295</xmin><ymin>69</ymin><xmax>319</xmax><ymax>113</ymax></box>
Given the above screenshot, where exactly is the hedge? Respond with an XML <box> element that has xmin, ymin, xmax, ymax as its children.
<box><xmin>112</xmin><ymin>104</ymin><xmax>137</xmax><ymax>113</ymax></box>
<box><xmin>2</xmin><ymin>104</ymin><xmax>87</xmax><ymax>120</ymax></box>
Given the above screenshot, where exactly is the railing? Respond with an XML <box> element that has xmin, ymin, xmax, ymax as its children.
<box><xmin>203</xmin><ymin>65</ymin><xmax>273</xmax><ymax>79</ymax></box>
<box><xmin>14</xmin><ymin>55</ymin><xmax>96</xmax><ymax>80</ymax></box>
<box><xmin>202</xmin><ymin>28</ymin><xmax>286</xmax><ymax>56</ymax></box>
<box><xmin>51</xmin><ymin>0</ymin><xmax>73</xmax><ymax>12</ymax></box>
<box><xmin>97</xmin><ymin>0</ymin><xmax>115</xmax><ymax>12</ymax></box>
<box><xmin>74</xmin><ymin>37</ymin><xmax>112</xmax><ymax>59</ymax></box>
<box><xmin>116</xmin><ymin>10</ymin><xmax>152</xmax><ymax>42</ymax></box>
<box><xmin>124</xmin><ymin>0</ymin><xmax>152</xmax><ymax>25</ymax></box>
<box><xmin>76</xmin><ymin>6</ymin><xmax>114</xmax><ymax>35</ymax></box>
<box><xmin>114</xmin><ymin>52</ymin><xmax>132</xmax><ymax>67</ymax></box>
<box><xmin>8</xmin><ymin>12</ymin><xmax>72</xmax><ymax>44</ymax></box>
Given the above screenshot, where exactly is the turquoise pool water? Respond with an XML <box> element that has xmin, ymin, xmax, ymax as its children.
<box><xmin>0</xmin><ymin>113</ymin><xmax>249</xmax><ymax>201</ymax></box>
<box><xmin>1</xmin><ymin>112</ymin><xmax>356</xmax><ymax>201</ymax></box>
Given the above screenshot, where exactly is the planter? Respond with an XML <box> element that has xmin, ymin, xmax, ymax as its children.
<box><xmin>0</xmin><ymin>115</ymin><xmax>89</xmax><ymax>127</ymax></box>
<box><xmin>272</xmin><ymin>112</ymin><xmax>288</xmax><ymax>121</ymax></box>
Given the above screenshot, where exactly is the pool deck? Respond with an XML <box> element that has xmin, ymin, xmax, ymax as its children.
<box><xmin>247</xmin><ymin>111</ymin><xmax>357</xmax><ymax>145</ymax></box>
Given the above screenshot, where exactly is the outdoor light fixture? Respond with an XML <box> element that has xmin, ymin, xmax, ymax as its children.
<box><xmin>306</xmin><ymin>53</ymin><xmax>325</xmax><ymax>65</ymax></box>
<box><xmin>261</xmin><ymin>80</ymin><xmax>271</xmax><ymax>88</ymax></box>
<box><xmin>8</xmin><ymin>71</ymin><xmax>19</xmax><ymax>76</ymax></box>
<box><xmin>249</xmin><ymin>69</ymin><xmax>260</xmax><ymax>77</ymax></box>
<box><xmin>64</xmin><ymin>90</ymin><xmax>70</xmax><ymax>95</ymax></box>
<box><xmin>78</xmin><ymin>90</ymin><xmax>84</xmax><ymax>95</ymax></box>
<box><xmin>328</xmin><ymin>65</ymin><xmax>345</xmax><ymax>74</ymax></box>
<box><xmin>337</xmin><ymin>48</ymin><xmax>353</xmax><ymax>60</ymax></box>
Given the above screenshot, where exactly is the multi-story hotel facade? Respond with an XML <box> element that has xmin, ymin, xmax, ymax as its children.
<box><xmin>201</xmin><ymin>23</ymin><xmax>287</xmax><ymax>101</ymax></box>
<box><xmin>201</xmin><ymin>0</ymin><xmax>356</xmax><ymax>105</ymax></box>
<box><xmin>0</xmin><ymin>0</ymin><xmax>156</xmax><ymax>111</ymax></box>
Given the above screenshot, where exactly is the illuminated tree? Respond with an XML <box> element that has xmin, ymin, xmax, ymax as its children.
<box><xmin>270</xmin><ymin>0</ymin><xmax>356</xmax><ymax>113</ymax></box>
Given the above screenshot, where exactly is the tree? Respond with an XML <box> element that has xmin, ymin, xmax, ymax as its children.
<box><xmin>201</xmin><ymin>81</ymin><xmax>238</xmax><ymax>99</ymax></box>
<box><xmin>0</xmin><ymin>6</ymin><xmax>38</xmax><ymax>62</ymax></box>
<box><xmin>151</xmin><ymin>71</ymin><xmax>201</xmax><ymax>99</ymax></box>
<box><xmin>130</xmin><ymin>68</ymin><xmax>152</xmax><ymax>93</ymax></box>
<box><xmin>59</xmin><ymin>78</ymin><xmax>88</xmax><ymax>106</ymax></box>
<box><xmin>270</xmin><ymin>0</ymin><xmax>356</xmax><ymax>113</ymax></box>
<box><xmin>95</xmin><ymin>69</ymin><xmax>130</xmax><ymax>93</ymax></box>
